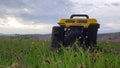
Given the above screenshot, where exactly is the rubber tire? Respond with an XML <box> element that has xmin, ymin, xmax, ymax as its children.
<box><xmin>86</xmin><ymin>25</ymin><xmax>99</xmax><ymax>47</ymax></box>
<box><xmin>51</xmin><ymin>26</ymin><xmax>64</xmax><ymax>48</ymax></box>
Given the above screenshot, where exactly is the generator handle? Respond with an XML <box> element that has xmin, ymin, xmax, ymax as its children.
<box><xmin>70</xmin><ymin>14</ymin><xmax>89</xmax><ymax>19</ymax></box>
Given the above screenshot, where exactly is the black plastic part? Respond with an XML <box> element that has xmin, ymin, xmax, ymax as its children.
<box><xmin>70</xmin><ymin>14</ymin><xmax>89</xmax><ymax>19</ymax></box>
<box><xmin>64</xmin><ymin>26</ymin><xmax>84</xmax><ymax>46</ymax></box>
<box><xmin>85</xmin><ymin>24</ymin><xmax>99</xmax><ymax>47</ymax></box>
<box><xmin>51</xmin><ymin>26</ymin><xmax>64</xmax><ymax>48</ymax></box>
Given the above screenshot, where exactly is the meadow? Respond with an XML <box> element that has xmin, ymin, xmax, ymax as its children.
<box><xmin>0</xmin><ymin>39</ymin><xmax>120</xmax><ymax>68</ymax></box>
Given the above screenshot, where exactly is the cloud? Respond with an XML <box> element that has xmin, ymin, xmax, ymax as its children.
<box><xmin>0</xmin><ymin>0</ymin><xmax>72</xmax><ymax>23</ymax></box>
<box><xmin>0</xmin><ymin>16</ymin><xmax>53</xmax><ymax>34</ymax></box>
<box><xmin>0</xmin><ymin>0</ymin><xmax>120</xmax><ymax>34</ymax></box>
<box><xmin>111</xmin><ymin>3</ymin><xmax>120</xmax><ymax>6</ymax></box>
<box><xmin>68</xmin><ymin>0</ymin><xmax>120</xmax><ymax>33</ymax></box>
<box><xmin>0</xmin><ymin>0</ymin><xmax>72</xmax><ymax>34</ymax></box>
<box><xmin>0</xmin><ymin>0</ymin><xmax>25</xmax><ymax>8</ymax></box>
<box><xmin>15</xmin><ymin>0</ymin><xmax>72</xmax><ymax>23</ymax></box>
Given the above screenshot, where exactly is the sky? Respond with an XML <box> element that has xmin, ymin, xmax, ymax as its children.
<box><xmin>0</xmin><ymin>0</ymin><xmax>120</xmax><ymax>34</ymax></box>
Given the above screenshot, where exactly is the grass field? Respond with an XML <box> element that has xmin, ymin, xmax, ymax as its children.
<box><xmin>0</xmin><ymin>39</ymin><xmax>120</xmax><ymax>68</ymax></box>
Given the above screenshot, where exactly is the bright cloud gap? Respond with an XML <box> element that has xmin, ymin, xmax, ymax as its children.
<box><xmin>0</xmin><ymin>17</ymin><xmax>53</xmax><ymax>34</ymax></box>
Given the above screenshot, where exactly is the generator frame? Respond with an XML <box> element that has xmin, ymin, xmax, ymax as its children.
<box><xmin>51</xmin><ymin>14</ymin><xmax>100</xmax><ymax>48</ymax></box>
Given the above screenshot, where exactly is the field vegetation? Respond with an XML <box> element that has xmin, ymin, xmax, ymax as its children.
<box><xmin>0</xmin><ymin>39</ymin><xmax>120</xmax><ymax>68</ymax></box>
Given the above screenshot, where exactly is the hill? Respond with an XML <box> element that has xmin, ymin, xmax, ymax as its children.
<box><xmin>0</xmin><ymin>32</ymin><xmax>120</xmax><ymax>42</ymax></box>
<box><xmin>0</xmin><ymin>34</ymin><xmax>51</xmax><ymax>40</ymax></box>
<box><xmin>97</xmin><ymin>32</ymin><xmax>120</xmax><ymax>42</ymax></box>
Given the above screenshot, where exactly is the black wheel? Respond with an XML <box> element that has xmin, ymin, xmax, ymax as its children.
<box><xmin>51</xmin><ymin>26</ymin><xmax>64</xmax><ymax>49</ymax></box>
<box><xmin>86</xmin><ymin>24</ymin><xmax>99</xmax><ymax>47</ymax></box>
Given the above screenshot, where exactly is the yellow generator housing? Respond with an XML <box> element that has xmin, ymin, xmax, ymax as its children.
<box><xmin>58</xmin><ymin>15</ymin><xmax>99</xmax><ymax>28</ymax></box>
<box><xmin>51</xmin><ymin>14</ymin><xmax>100</xmax><ymax>48</ymax></box>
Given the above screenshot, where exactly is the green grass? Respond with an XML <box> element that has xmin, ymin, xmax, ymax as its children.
<box><xmin>0</xmin><ymin>39</ymin><xmax>120</xmax><ymax>68</ymax></box>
